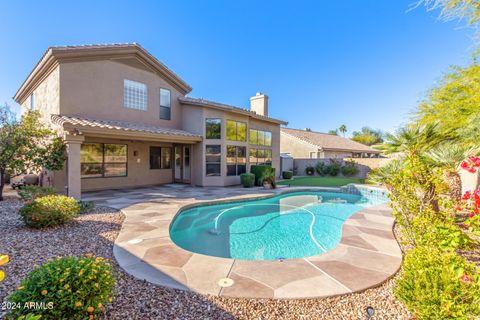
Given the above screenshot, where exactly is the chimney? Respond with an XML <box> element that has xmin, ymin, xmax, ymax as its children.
<box><xmin>250</xmin><ymin>92</ymin><xmax>268</xmax><ymax>116</ymax></box>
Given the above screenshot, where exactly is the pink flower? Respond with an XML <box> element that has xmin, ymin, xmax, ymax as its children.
<box><xmin>469</xmin><ymin>212</ymin><xmax>475</xmax><ymax>218</ymax></box>
<box><xmin>462</xmin><ymin>191</ymin><xmax>472</xmax><ymax>201</ymax></box>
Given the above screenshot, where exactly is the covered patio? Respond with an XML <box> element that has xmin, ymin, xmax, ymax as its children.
<box><xmin>52</xmin><ymin>115</ymin><xmax>202</xmax><ymax>198</ymax></box>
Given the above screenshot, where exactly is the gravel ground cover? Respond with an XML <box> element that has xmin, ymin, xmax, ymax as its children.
<box><xmin>0</xmin><ymin>197</ymin><xmax>411</xmax><ymax>319</ymax></box>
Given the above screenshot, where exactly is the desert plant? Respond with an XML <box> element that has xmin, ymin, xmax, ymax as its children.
<box><xmin>281</xmin><ymin>171</ymin><xmax>293</xmax><ymax>179</ymax></box>
<box><xmin>78</xmin><ymin>200</ymin><xmax>95</xmax><ymax>214</ymax></box>
<box><xmin>18</xmin><ymin>185</ymin><xmax>56</xmax><ymax>202</ymax></box>
<box><xmin>240</xmin><ymin>173</ymin><xmax>255</xmax><ymax>188</ymax></box>
<box><xmin>8</xmin><ymin>255</ymin><xmax>115</xmax><ymax>319</ymax></box>
<box><xmin>305</xmin><ymin>166</ymin><xmax>315</xmax><ymax>176</ymax></box>
<box><xmin>341</xmin><ymin>160</ymin><xmax>359</xmax><ymax>177</ymax></box>
<box><xmin>315</xmin><ymin>162</ymin><xmax>328</xmax><ymax>176</ymax></box>
<box><xmin>395</xmin><ymin>246</ymin><xmax>480</xmax><ymax>319</ymax></box>
<box><xmin>19</xmin><ymin>195</ymin><xmax>80</xmax><ymax>228</ymax></box>
<box><xmin>426</xmin><ymin>143</ymin><xmax>478</xmax><ymax>200</ymax></box>
<box><xmin>250</xmin><ymin>165</ymin><xmax>275</xmax><ymax>186</ymax></box>
<box><xmin>263</xmin><ymin>175</ymin><xmax>276</xmax><ymax>189</ymax></box>
<box><xmin>366</xmin><ymin>159</ymin><xmax>404</xmax><ymax>186</ymax></box>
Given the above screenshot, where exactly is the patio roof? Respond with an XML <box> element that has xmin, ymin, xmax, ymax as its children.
<box><xmin>52</xmin><ymin>115</ymin><xmax>202</xmax><ymax>142</ymax></box>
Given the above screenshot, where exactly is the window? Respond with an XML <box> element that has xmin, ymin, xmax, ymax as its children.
<box><xmin>30</xmin><ymin>93</ymin><xmax>35</xmax><ymax>111</ymax></box>
<box><xmin>124</xmin><ymin>79</ymin><xmax>147</xmax><ymax>110</ymax></box>
<box><xmin>160</xmin><ymin>88</ymin><xmax>171</xmax><ymax>120</ymax></box>
<box><xmin>226</xmin><ymin>120</ymin><xmax>247</xmax><ymax>141</ymax></box>
<box><xmin>249</xmin><ymin>148</ymin><xmax>272</xmax><ymax>166</ymax></box>
<box><xmin>249</xmin><ymin>129</ymin><xmax>272</xmax><ymax>146</ymax></box>
<box><xmin>150</xmin><ymin>147</ymin><xmax>172</xmax><ymax>169</ymax></box>
<box><xmin>206</xmin><ymin>145</ymin><xmax>221</xmax><ymax>176</ymax></box>
<box><xmin>310</xmin><ymin>151</ymin><xmax>319</xmax><ymax>159</ymax></box>
<box><xmin>206</xmin><ymin>118</ymin><xmax>221</xmax><ymax>139</ymax></box>
<box><xmin>227</xmin><ymin>146</ymin><xmax>246</xmax><ymax>176</ymax></box>
<box><xmin>81</xmin><ymin>143</ymin><xmax>127</xmax><ymax>178</ymax></box>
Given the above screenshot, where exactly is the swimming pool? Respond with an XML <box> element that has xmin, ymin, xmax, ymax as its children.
<box><xmin>169</xmin><ymin>191</ymin><xmax>388</xmax><ymax>260</ymax></box>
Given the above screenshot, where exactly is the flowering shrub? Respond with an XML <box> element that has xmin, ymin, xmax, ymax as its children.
<box><xmin>19</xmin><ymin>195</ymin><xmax>80</xmax><ymax>228</ymax></box>
<box><xmin>0</xmin><ymin>254</ymin><xmax>8</xmax><ymax>282</ymax></box>
<box><xmin>8</xmin><ymin>255</ymin><xmax>115</xmax><ymax>319</ymax></box>
<box><xmin>458</xmin><ymin>155</ymin><xmax>480</xmax><ymax>235</ymax></box>
<box><xmin>395</xmin><ymin>246</ymin><xmax>480</xmax><ymax>319</ymax></box>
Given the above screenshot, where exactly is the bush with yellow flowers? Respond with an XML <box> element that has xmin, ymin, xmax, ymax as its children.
<box><xmin>19</xmin><ymin>195</ymin><xmax>80</xmax><ymax>228</ymax></box>
<box><xmin>0</xmin><ymin>254</ymin><xmax>8</xmax><ymax>282</ymax></box>
<box><xmin>8</xmin><ymin>255</ymin><xmax>115</xmax><ymax>319</ymax></box>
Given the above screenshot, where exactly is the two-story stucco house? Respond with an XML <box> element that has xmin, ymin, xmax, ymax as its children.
<box><xmin>13</xmin><ymin>44</ymin><xmax>287</xmax><ymax>198</ymax></box>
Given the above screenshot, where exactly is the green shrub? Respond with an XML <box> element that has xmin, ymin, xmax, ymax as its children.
<box><xmin>341</xmin><ymin>160</ymin><xmax>359</xmax><ymax>177</ymax></box>
<box><xmin>78</xmin><ymin>200</ymin><xmax>95</xmax><ymax>214</ymax></box>
<box><xmin>9</xmin><ymin>255</ymin><xmax>115</xmax><ymax>320</ymax></box>
<box><xmin>305</xmin><ymin>166</ymin><xmax>315</xmax><ymax>176</ymax></box>
<box><xmin>263</xmin><ymin>175</ymin><xmax>276</xmax><ymax>189</ymax></box>
<box><xmin>18</xmin><ymin>185</ymin><xmax>56</xmax><ymax>202</ymax></box>
<box><xmin>282</xmin><ymin>171</ymin><xmax>293</xmax><ymax>179</ymax></box>
<box><xmin>315</xmin><ymin>162</ymin><xmax>328</xmax><ymax>176</ymax></box>
<box><xmin>20</xmin><ymin>195</ymin><xmax>80</xmax><ymax>228</ymax></box>
<box><xmin>395</xmin><ymin>246</ymin><xmax>480</xmax><ymax>319</ymax></box>
<box><xmin>327</xmin><ymin>160</ymin><xmax>341</xmax><ymax>176</ymax></box>
<box><xmin>250</xmin><ymin>165</ymin><xmax>275</xmax><ymax>186</ymax></box>
<box><xmin>240</xmin><ymin>173</ymin><xmax>255</xmax><ymax>188</ymax></box>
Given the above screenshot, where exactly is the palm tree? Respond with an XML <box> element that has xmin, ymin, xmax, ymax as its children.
<box><xmin>426</xmin><ymin>143</ymin><xmax>478</xmax><ymax>201</ymax></box>
<box><xmin>367</xmin><ymin>159</ymin><xmax>404</xmax><ymax>191</ymax></box>
<box><xmin>339</xmin><ymin>124</ymin><xmax>347</xmax><ymax>137</ymax></box>
<box><xmin>379</xmin><ymin>123</ymin><xmax>444</xmax><ymax>156</ymax></box>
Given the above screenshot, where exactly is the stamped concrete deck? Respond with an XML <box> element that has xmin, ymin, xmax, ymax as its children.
<box><xmin>83</xmin><ymin>184</ymin><xmax>402</xmax><ymax>299</ymax></box>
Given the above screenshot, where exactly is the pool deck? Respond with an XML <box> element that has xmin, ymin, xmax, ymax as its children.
<box><xmin>83</xmin><ymin>184</ymin><xmax>402</xmax><ymax>299</ymax></box>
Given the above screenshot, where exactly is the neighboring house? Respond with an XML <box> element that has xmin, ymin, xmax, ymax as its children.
<box><xmin>280</xmin><ymin>128</ymin><xmax>382</xmax><ymax>159</ymax></box>
<box><xmin>13</xmin><ymin>44</ymin><xmax>287</xmax><ymax>198</ymax></box>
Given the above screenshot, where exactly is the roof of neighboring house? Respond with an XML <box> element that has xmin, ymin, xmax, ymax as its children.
<box><xmin>179</xmin><ymin>96</ymin><xmax>288</xmax><ymax>125</ymax></box>
<box><xmin>52</xmin><ymin>115</ymin><xmax>202</xmax><ymax>142</ymax></box>
<box><xmin>14</xmin><ymin>43</ymin><xmax>192</xmax><ymax>103</ymax></box>
<box><xmin>281</xmin><ymin>128</ymin><xmax>382</xmax><ymax>153</ymax></box>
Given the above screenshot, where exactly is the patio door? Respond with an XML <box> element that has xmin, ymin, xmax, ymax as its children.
<box><xmin>174</xmin><ymin>145</ymin><xmax>191</xmax><ymax>183</ymax></box>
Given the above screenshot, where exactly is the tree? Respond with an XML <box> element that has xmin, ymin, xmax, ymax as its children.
<box><xmin>419</xmin><ymin>0</ymin><xmax>480</xmax><ymax>26</ymax></box>
<box><xmin>415</xmin><ymin>62</ymin><xmax>480</xmax><ymax>146</ymax></box>
<box><xmin>327</xmin><ymin>129</ymin><xmax>338</xmax><ymax>135</ymax></box>
<box><xmin>351</xmin><ymin>127</ymin><xmax>384</xmax><ymax>146</ymax></box>
<box><xmin>0</xmin><ymin>105</ymin><xmax>66</xmax><ymax>201</ymax></box>
<box><xmin>338</xmin><ymin>124</ymin><xmax>347</xmax><ymax>137</ymax></box>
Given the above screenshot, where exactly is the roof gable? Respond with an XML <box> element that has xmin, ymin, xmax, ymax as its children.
<box><xmin>14</xmin><ymin>43</ymin><xmax>192</xmax><ymax>103</ymax></box>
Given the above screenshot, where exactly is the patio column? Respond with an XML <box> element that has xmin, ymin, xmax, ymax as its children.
<box><xmin>65</xmin><ymin>134</ymin><xmax>85</xmax><ymax>200</ymax></box>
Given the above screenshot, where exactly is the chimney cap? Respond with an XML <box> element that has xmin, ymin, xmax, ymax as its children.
<box><xmin>256</xmin><ymin>92</ymin><xmax>263</xmax><ymax>96</ymax></box>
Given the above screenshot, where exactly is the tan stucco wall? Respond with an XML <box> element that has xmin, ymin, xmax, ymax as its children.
<box><xmin>20</xmin><ymin>65</ymin><xmax>60</xmax><ymax>127</ymax></box>
<box><xmin>280</xmin><ymin>132</ymin><xmax>319</xmax><ymax>158</ymax></box>
<box><xmin>59</xmin><ymin>60</ymin><xmax>184</xmax><ymax>128</ymax></box>
<box><xmin>80</xmin><ymin>137</ymin><xmax>174</xmax><ymax>192</ymax></box>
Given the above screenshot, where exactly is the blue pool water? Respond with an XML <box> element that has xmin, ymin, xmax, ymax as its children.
<box><xmin>169</xmin><ymin>191</ymin><xmax>388</xmax><ymax>260</ymax></box>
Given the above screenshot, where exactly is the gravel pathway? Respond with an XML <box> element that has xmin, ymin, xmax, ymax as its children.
<box><xmin>0</xmin><ymin>199</ymin><xmax>411</xmax><ymax>319</ymax></box>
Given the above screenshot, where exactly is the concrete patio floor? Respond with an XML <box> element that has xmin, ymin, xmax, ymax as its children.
<box><xmin>83</xmin><ymin>184</ymin><xmax>402</xmax><ymax>299</ymax></box>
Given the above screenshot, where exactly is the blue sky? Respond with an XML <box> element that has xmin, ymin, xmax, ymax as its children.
<box><xmin>0</xmin><ymin>0</ymin><xmax>475</xmax><ymax>136</ymax></box>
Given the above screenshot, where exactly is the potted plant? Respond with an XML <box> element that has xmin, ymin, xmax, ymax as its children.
<box><xmin>263</xmin><ymin>175</ymin><xmax>276</xmax><ymax>189</ymax></box>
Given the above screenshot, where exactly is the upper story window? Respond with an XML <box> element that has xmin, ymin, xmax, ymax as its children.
<box><xmin>124</xmin><ymin>79</ymin><xmax>147</xmax><ymax>110</ymax></box>
<box><xmin>249</xmin><ymin>129</ymin><xmax>272</xmax><ymax>146</ymax></box>
<box><xmin>226</xmin><ymin>120</ymin><xmax>247</xmax><ymax>142</ymax></box>
<box><xmin>206</xmin><ymin>118</ymin><xmax>221</xmax><ymax>139</ymax></box>
<box><xmin>30</xmin><ymin>93</ymin><xmax>35</xmax><ymax>111</ymax></box>
<box><xmin>160</xmin><ymin>88</ymin><xmax>171</xmax><ymax>120</ymax></box>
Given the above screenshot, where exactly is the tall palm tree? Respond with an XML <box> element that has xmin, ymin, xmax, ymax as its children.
<box><xmin>339</xmin><ymin>124</ymin><xmax>347</xmax><ymax>137</ymax></box>
<box><xmin>426</xmin><ymin>143</ymin><xmax>478</xmax><ymax>201</ymax></box>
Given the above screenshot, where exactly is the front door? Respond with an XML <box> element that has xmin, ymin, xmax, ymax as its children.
<box><xmin>174</xmin><ymin>145</ymin><xmax>191</xmax><ymax>183</ymax></box>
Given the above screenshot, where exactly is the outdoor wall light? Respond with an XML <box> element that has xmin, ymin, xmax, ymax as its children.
<box><xmin>133</xmin><ymin>151</ymin><xmax>139</xmax><ymax>157</ymax></box>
